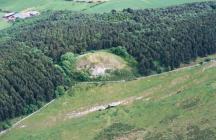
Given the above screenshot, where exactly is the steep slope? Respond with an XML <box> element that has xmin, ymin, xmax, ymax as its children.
<box><xmin>1</xmin><ymin>61</ymin><xmax>215</xmax><ymax>140</ymax></box>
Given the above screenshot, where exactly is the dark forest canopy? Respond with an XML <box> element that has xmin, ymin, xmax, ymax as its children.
<box><xmin>0</xmin><ymin>41</ymin><xmax>65</xmax><ymax>130</ymax></box>
<box><xmin>0</xmin><ymin>1</ymin><xmax>216</xmax><ymax>131</ymax></box>
<box><xmin>4</xmin><ymin>1</ymin><xmax>216</xmax><ymax>73</ymax></box>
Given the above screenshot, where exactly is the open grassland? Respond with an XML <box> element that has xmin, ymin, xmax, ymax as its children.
<box><xmin>0</xmin><ymin>0</ymin><xmax>95</xmax><ymax>30</ymax></box>
<box><xmin>85</xmin><ymin>0</ymin><xmax>211</xmax><ymax>13</ymax></box>
<box><xmin>0</xmin><ymin>0</ymin><xmax>210</xmax><ymax>12</ymax></box>
<box><xmin>0</xmin><ymin>0</ymin><xmax>95</xmax><ymax>11</ymax></box>
<box><xmin>1</xmin><ymin>61</ymin><xmax>216</xmax><ymax>140</ymax></box>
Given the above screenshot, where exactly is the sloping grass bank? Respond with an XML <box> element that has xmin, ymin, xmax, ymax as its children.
<box><xmin>1</xmin><ymin>61</ymin><xmax>216</xmax><ymax>140</ymax></box>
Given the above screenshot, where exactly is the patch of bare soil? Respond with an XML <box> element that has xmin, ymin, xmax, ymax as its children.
<box><xmin>76</xmin><ymin>52</ymin><xmax>127</xmax><ymax>76</ymax></box>
<box><xmin>66</xmin><ymin>96</ymin><xmax>146</xmax><ymax>119</ymax></box>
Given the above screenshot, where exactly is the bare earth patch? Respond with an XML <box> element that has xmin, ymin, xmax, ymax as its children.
<box><xmin>76</xmin><ymin>51</ymin><xmax>128</xmax><ymax>76</ymax></box>
<box><xmin>66</xmin><ymin>96</ymin><xmax>146</xmax><ymax>119</ymax></box>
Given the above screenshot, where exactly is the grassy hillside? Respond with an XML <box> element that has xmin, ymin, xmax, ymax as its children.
<box><xmin>1</xmin><ymin>61</ymin><xmax>216</xmax><ymax>140</ymax></box>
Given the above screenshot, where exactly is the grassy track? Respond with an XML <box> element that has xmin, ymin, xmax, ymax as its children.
<box><xmin>1</xmin><ymin>61</ymin><xmax>216</xmax><ymax>140</ymax></box>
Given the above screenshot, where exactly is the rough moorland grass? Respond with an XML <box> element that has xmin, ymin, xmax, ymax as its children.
<box><xmin>1</xmin><ymin>61</ymin><xmax>216</xmax><ymax>140</ymax></box>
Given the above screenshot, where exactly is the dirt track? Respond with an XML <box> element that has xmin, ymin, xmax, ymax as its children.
<box><xmin>66</xmin><ymin>96</ymin><xmax>146</xmax><ymax>119</ymax></box>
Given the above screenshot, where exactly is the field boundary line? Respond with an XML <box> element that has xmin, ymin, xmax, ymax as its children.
<box><xmin>0</xmin><ymin>99</ymin><xmax>55</xmax><ymax>136</ymax></box>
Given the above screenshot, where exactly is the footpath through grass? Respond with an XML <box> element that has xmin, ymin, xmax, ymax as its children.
<box><xmin>1</xmin><ymin>61</ymin><xmax>216</xmax><ymax>140</ymax></box>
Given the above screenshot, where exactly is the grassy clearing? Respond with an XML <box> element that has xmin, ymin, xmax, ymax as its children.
<box><xmin>1</xmin><ymin>61</ymin><xmax>216</xmax><ymax>140</ymax></box>
<box><xmin>77</xmin><ymin>51</ymin><xmax>127</xmax><ymax>69</ymax></box>
<box><xmin>75</xmin><ymin>50</ymin><xmax>137</xmax><ymax>81</ymax></box>
<box><xmin>58</xmin><ymin>50</ymin><xmax>136</xmax><ymax>82</ymax></box>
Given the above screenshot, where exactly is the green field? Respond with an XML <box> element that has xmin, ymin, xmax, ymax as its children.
<box><xmin>0</xmin><ymin>0</ymin><xmax>95</xmax><ymax>30</ymax></box>
<box><xmin>0</xmin><ymin>0</ymin><xmax>210</xmax><ymax>12</ymax></box>
<box><xmin>1</xmin><ymin>60</ymin><xmax>216</xmax><ymax>140</ymax></box>
<box><xmin>0</xmin><ymin>0</ymin><xmax>211</xmax><ymax>30</ymax></box>
<box><xmin>85</xmin><ymin>0</ymin><xmax>211</xmax><ymax>13</ymax></box>
<box><xmin>0</xmin><ymin>0</ymin><xmax>95</xmax><ymax>11</ymax></box>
